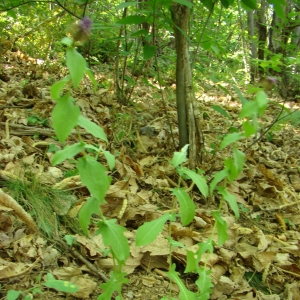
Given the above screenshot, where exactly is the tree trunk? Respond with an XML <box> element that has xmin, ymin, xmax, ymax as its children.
<box><xmin>171</xmin><ymin>2</ymin><xmax>204</xmax><ymax>168</ymax></box>
<box><xmin>257</xmin><ymin>0</ymin><xmax>267</xmax><ymax>75</ymax></box>
<box><xmin>171</xmin><ymin>3</ymin><xmax>189</xmax><ymax>148</ymax></box>
<box><xmin>247</xmin><ymin>10</ymin><xmax>257</xmax><ymax>82</ymax></box>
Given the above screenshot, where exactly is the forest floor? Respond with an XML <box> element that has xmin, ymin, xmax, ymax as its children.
<box><xmin>0</xmin><ymin>50</ymin><xmax>300</xmax><ymax>300</ymax></box>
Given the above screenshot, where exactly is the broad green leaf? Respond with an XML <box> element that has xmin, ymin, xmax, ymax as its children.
<box><xmin>44</xmin><ymin>273</ymin><xmax>78</xmax><ymax>293</ymax></box>
<box><xmin>211</xmin><ymin>45</ymin><xmax>220</xmax><ymax>55</ymax></box>
<box><xmin>50</xmin><ymin>76</ymin><xmax>70</xmax><ymax>100</ymax></box>
<box><xmin>197</xmin><ymin>240</ymin><xmax>214</xmax><ymax>257</ymax></box>
<box><xmin>217</xmin><ymin>186</ymin><xmax>239</xmax><ymax>219</ymax></box>
<box><xmin>98</xmin><ymin>270</ymin><xmax>128</xmax><ymax>300</ymax></box>
<box><xmin>143</xmin><ymin>44</ymin><xmax>156</xmax><ymax>60</ymax></box>
<box><xmin>66</xmin><ymin>47</ymin><xmax>86</xmax><ymax>88</ymax></box>
<box><xmin>160</xmin><ymin>0</ymin><xmax>173</xmax><ymax>9</ymax></box>
<box><xmin>167</xmin><ymin>264</ymin><xmax>196</xmax><ymax>300</ymax></box>
<box><xmin>77</xmin><ymin>156</ymin><xmax>111</xmax><ymax>201</ymax></box>
<box><xmin>43</xmin><ymin>280</ymin><xmax>78</xmax><ymax>293</ymax></box>
<box><xmin>224</xmin><ymin>157</ymin><xmax>238</xmax><ymax>182</ymax></box>
<box><xmin>220</xmin><ymin>132</ymin><xmax>243</xmax><ymax>149</ymax></box>
<box><xmin>217</xmin><ymin>84</ymin><xmax>232</xmax><ymax>95</ymax></box>
<box><xmin>200</xmin><ymin>0</ymin><xmax>214</xmax><ymax>11</ymax></box>
<box><xmin>195</xmin><ymin>268</ymin><xmax>213</xmax><ymax>300</ymax></box>
<box><xmin>210</xmin><ymin>169</ymin><xmax>228</xmax><ymax>195</ymax></box>
<box><xmin>256</xmin><ymin>90</ymin><xmax>268</xmax><ymax>117</ymax></box>
<box><xmin>82</xmin><ymin>144</ymin><xmax>99</xmax><ymax>154</ymax></box>
<box><xmin>269</xmin><ymin>0</ymin><xmax>286</xmax><ymax>20</ymax></box>
<box><xmin>181</xmin><ymin>168</ymin><xmax>208</xmax><ymax>197</ymax></box>
<box><xmin>290</xmin><ymin>111</ymin><xmax>300</xmax><ymax>126</ymax></box>
<box><xmin>97</xmin><ymin>219</ymin><xmax>129</xmax><ymax>262</ymax></box>
<box><xmin>211</xmin><ymin>211</ymin><xmax>228</xmax><ymax>245</ymax></box>
<box><xmin>185</xmin><ymin>250</ymin><xmax>198</xmax><ymax>273</ymax></box>
<box><xmin>168</xmin><ymin>238</ymin><xmax>185</xmax><ymax>248</ymax></box>
<box><xmin>61</xmin><ymin>37</ymin><xmax>73</xmax><ymax>46</ymax></box>
<box><xmin>251</xmin><ymin>113</ymin><xmax>259</xmax><ymax>133</ymax></box>
<box><xmin>274</xmin><ymin>4</ymin><xmax>286</xmax><ymax>20</ymax></box>
<box><xmin>65</xmin><ymin>235</ymin><xmax>76</xmax><ymax>246</ymax></box>
<box><xmin>7</xmin><ymin>10</ymin><xmax>17</xmax><ymax>18</ymax></box>
<box><xmin>136</xmin><ymin>213</ymin><xmax>174</xmax><ymax>246</ymax></box>
<box><xmin>169</xmin><ymin>144</ymin><xmax>189</xmax><ymax>168</ymax></box>
<box><xmin>98</xmin><ymin>277</ymin><xmax>115</xmax><ymax>300</ymax></box>
<box><xmin>52</xmin><ymin>94</ymin><xmax>80</xmax><ymax>142</ymax></box>
<box><xmin>85</xmin><ymin>68</ymin><xmax>98</xmax><ymax>91</ymax></box>
<box><xmin>173</xmin><ymin>0</ymin><xmax>193</xmax><ymax>8</ymax></box>
<box><xmin>242</xmin><ymin>120</ymin><xmax>256</xmax><ymax>137</ymax></box>
<box><xmin>45</xmin><ymin>272</ymin><xmax>55</xmax><ymax>281</ymax></box>
<box><xmin>117</xmin><ymin>16</ymin><xmax>146</xmax><ymax>25</ymax></box>
<box><xmin>51</xmin><ymin>143</ymin><xmax>85</xmax><ymax>165</ymax></box>
<box><xmin>6</xmin><ymin>290</ymin><xmax>22</xmax><ymax>300</ymax></box>
<box><xmin>202</xmin><ymin>40</ymin><xmax>212</xmax><ymax>51</ymax></box>
<box><xmin>32</xmin><ymin>288</ymin><xmax>43</xmax><ymax>295</ymax></box>
<box><xmin>79</xmin><ymin>197</ymin><xmax>101</xmax><ymax>235</ymax></box>
<box><xmin>212</xmin><ymin>105</ymin><xmax>231</xmax><ymax>119</ymax></box>
<box><xmin>239</xmin><ymin>101</ymin><xmax>258</xmax><ymax>118</ymax></box>
<box><xmin>229</xmin><ymin>126</ymin><xmax>239</xmax><ymax>133</ymax></box>
<box><xmin>220</xmin><ymin>0</ymin><xmax>230</xmax><ymax>8</ymax></box>
<box><xmin>233</xmin><ymin>148</ymin><xmax>245</xmax><ymax>176</ymax></box>
<box><xmin>77</xmin><ymin>116</ymin><xmax>108</xmax><ymax>142</ymax></box>
<box><xmin>103</xmin><ymin>150</ymin><xmax>115</xmax><ymax>170</ymax></box>
<box><xmin>116</xmin><ymin>1</ymin><xmax>138</xmax><ymax>10</ymax></box>
<box><xmin>233</xmin><ymin>85</ymin><xmax>248</xmax><ymax>105</ymax></box>
<box><xmin>129</xmin><ymin>29</ymin><xmax>148</xmax><ymax>37</ymax></box>
<box><xmin>241</xmin><ymin>0</ymin><xmax>256</xmax><ymax>9</ymax></box>
<box><xmin>172</xmin><ymin>188</ymin><xmax>195</xmax><ymax>226</ymax></box>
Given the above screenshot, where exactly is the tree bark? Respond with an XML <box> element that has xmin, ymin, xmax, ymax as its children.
<box><xmin>257</xmin><ymin>0</ymin><xmax>267</xmax><ymax>75</ymax></box>
<box><xmin>171</xmin><ymin>2</ymin><xmax>204</xmax><ymax>168</ymax></box>
<box><xmin>247</xmin><ymin>10</ymin><xmax>257</xmax><ymax>82</ymax></box>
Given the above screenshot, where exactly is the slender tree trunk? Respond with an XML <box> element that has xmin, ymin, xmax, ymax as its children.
<box><xmin>237</xmin><ymin>1</ymin><xmax>250</xmax><ymax>83</ymax></box>
<box><xmin>257</xmin><ymin>0</ymin><xmax>267</xmax><ymax>75</ymax></box>
<box><xmin>247</xmin><ymin>10</ymin><xmax>257</xmax><ymax>82</ymax></box>
<box><xmin>268</xmin><ymin>10</ymin><xmax>282</xmax><ymax>54</ymax></box>
<box><xmin>291</xmin><ymin>11</ymin><xmax>300</xmax><ymax>92</ymax></box>
<box><xmin>171</xmin><ymin>3</ymin><xmax>189</xmax><ymax>148</ymax></box>
<box><xmin>171</xmin><ymin>2</ymin><xmax>204</xmax><ymax>167</ymax></box>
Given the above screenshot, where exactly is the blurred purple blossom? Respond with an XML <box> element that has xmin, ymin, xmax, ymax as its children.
<box><xmin>79</xmin><ymin>17</ymin><xmax>92</xmax><ymax>34</ymax></box>
<box><xmin>266</xmin><ymin>76</ymin><xmax>278</xmax><ymax>84</ymax></box>
<box><xmin>68</xmin><ymin>17</ymin><xmax>92</xmax><ymax>43</ymax></box>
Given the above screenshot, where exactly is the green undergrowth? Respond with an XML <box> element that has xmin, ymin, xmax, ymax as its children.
<box><xmin>5</xmin><ymin>15</ymin><xmax>297</xmax><ymax>300</ymax></box>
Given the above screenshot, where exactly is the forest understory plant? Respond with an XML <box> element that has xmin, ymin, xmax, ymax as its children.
<box><xmin>50</xmin><ymin>18</ymin><xmax>130</xmax><ymax>300</ymax></box>
<box><xmin>5</xmin><ymin>273</ymin><xmax>78</xmax><ymax>300</ymax></box>
<box><xmin>46</xmin><ymin>17</ymin><xmax>278</xmax><ymax>300</ymax></box>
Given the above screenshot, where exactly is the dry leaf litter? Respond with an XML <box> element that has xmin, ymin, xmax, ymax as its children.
<box><xmin>0</xmin><ymin>50</ymin><xmax>300</xmax><ymax>300</ymax></box>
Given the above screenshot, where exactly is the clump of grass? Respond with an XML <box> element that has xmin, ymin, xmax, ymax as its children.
<box><xmin>5</xmin><ymin>176</ymin><xmax>81</xmax><ymax>237</ymax></box>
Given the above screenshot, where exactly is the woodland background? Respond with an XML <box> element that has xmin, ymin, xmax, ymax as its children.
<box><xmin>0</xmin><ymin>0</ymin><xmax>300</xmax><ymax>299</ymax></box>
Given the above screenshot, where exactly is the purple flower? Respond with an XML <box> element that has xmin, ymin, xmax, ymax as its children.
<box><xmin>68</xmin><ymin>17</ymin><xmax>92</xmax><ymax>43</ymax></box>
<box><xmin>79</xmin><ymin>17</ymin><xmax>92</xmax><ymax>34</ymax></box>
<box><xmin>266</xmin><ymin>76</ymin><xmax>278</xmax><ymax>84</ymax></box>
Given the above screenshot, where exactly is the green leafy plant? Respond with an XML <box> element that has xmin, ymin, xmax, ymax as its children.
<box><xmin>112</xmin><ymin>112</ymin><xmax>136</xmax><ymax>147</ymax></box>
<box><xmin>134</xmin><ymin>87</ymin><xmax>272</xmax><ymax>299</ymax></box>
<box><xmin>48</xmin><ymin>16</ymin><xmax>271</xmax><ymax>299</ymax></box>
<box><xmin>6</xmin><ymin>273</ymin><xmax>78</xmax><ymax>300</ymax></box>
<box><xmin>27</xmin><ymin>115</ymin><xmax>50</xmax><ymax>127</ymax></box>
<box><xmin>135</xmin><ymin>142</ymin><xmax>241</xmax><ymax>299</ymax></box>
<box><xmin>50</xmin><ymin>18</ymin><xmax>129</xmax><ymax>299</ymax></box>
